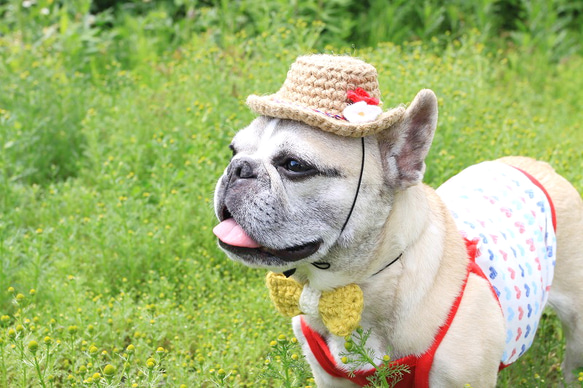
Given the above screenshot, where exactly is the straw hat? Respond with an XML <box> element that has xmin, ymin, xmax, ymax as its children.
<box><xmin>246</xmin><ymin>54</ymin><xmax>406</xmax><ymax>137</ymax></box>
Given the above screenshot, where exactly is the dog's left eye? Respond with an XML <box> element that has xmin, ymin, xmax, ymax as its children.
<box><xmin>229</xmin><ymin>144</ymin><xmax>237</xmax><ymax>158</ymax></box>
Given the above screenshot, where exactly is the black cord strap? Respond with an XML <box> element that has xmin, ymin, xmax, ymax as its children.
<box><xmin>339</xmin><ymin>136</ymin><xmax>366</xmax><ymax>236</ymax></box>
<box><xmin>310</xmin><ymin>137</ymin><xmax>366</xmax><ymax>272</ymax></box>
<box><xmin>371</xmin><ymin>253</ymin><xmax>403</xmax><ymax>277</ymax></box>
<box><xmin>283</xmin><ymin>268</ymin><xmax>296</xmax><ymax>277</ymax></box>
<box><xmin>311</xmin><ymin>262</ymin><xmax>331</xmax><ymax>270</ymax></box>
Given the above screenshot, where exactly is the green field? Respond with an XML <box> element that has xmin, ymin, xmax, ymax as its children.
<box><xmin>1</xmin><ymin>0</ymin><xmax>582</xmax><ymax>386</ymax></box>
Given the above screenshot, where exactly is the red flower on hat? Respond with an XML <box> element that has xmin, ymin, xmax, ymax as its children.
<box><xmin>346</xmin><ymin>88</ymin><xmax>380</xmax><ymax>106</ymax></box>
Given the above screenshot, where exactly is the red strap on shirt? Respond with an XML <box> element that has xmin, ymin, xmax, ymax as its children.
<box><xmin>300</xmin><ymin>239</ymin><xmax>479</xmax><ymax>387</ymax></box>
<box><xmin>300</xmin><ymin>317</ymin><xmax>418</xmax><ymax>387</ymax></box>
<box><xmin>511</xmin><ymin>166</ymin><xmax>557</xmax><ymax>232</ymax></box>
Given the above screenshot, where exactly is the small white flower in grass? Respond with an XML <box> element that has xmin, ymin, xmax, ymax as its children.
<box><xmin>343</xmin><ymin>101</ymin><xmax>382</xmax><ymax>123</ymax></box>
<box><xmin>41</xmin><ymin>7</ymin><xmax>50</xmax><ymax>15</ymax></box>
<box><xmin>22</xmin><ymin>0</ymin><xmax>34</xmax><ymax>8</ymax></box>
<box><xmin>86</xmin><ymin>14</ymin><xmax>96</xmax><ymax>26</ymax></box>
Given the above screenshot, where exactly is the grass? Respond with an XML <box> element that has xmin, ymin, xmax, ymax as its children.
<box><xmin>1</xmin><ymin>1</ymin><xmax>583</xmax><ymax>386</ymax></box>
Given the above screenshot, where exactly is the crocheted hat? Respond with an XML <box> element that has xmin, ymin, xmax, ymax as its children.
<box><xmin>246</xmin><ymin>54</ymin><xmax>406</xmax><ymax>137</ymax></box>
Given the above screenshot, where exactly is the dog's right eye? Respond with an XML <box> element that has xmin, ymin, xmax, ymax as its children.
<box><xmin>273</xmin><ymin>153</ymin><xmax>318</xmax><ymax>180</ymax></box>
<box><xmin>278</xmin><ymin>158</ymin><xmax>317</xmax><ymax>180</ymax></box>
<box><xmin>284</xmin><ymin>159</ymin><xmax>310</xmax><ymax>173</ymax></box>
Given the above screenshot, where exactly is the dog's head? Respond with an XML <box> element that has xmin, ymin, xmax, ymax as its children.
<box><xmin>213</xmin><ymin>90</ymin><xmax>438</xmax><ymax>280</ymax></box>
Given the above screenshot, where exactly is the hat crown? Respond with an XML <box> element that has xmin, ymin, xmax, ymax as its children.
<box><xmin>246</xmin><ymin>54</ymin><xmax>406</xmax><ymax>137</ymax></box>
<box><xmin>276</xmin><ymin>55</ymin><xmax>381</xmax><ymax>116</ymax></box>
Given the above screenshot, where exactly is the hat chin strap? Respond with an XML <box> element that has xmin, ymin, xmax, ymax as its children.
<box><xmin>283</xmin><ymin>137</ymin><xmax>365</xmax><ymax>278</ymax></box>
<box><xmin>337</xmin><ymin>136</ymin><xmax>366</xmax><ymax>238</ymax></box>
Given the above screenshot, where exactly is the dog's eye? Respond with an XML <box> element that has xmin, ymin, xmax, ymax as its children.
<box><xmin>274</xmin><ymin>155</ymin><xmax>318</xmax><ymax>179</ymax></box>
<box><xmin>229</xmin><ymin>144</ymin><xmax>237</xmax><ymax>158</ymax></box>
<box><xmin>284</xmin><ymin>159</ymin><xmax>311</xmax><ymax>173</ymax></box>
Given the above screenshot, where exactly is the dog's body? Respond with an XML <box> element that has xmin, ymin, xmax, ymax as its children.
<box><xmin>214</xmin><ymin>90</ymin><xmax>583</xmax><ymax>386</ymax></box>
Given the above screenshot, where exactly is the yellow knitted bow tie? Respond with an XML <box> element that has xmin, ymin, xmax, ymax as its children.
<box><xmin>265</xmin><ymin>272</ymin><xmax>364</xmax><ymax>337</ymax></box>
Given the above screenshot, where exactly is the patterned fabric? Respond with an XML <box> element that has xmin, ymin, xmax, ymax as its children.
<box><xmin>436</xmin><ymin>161</ymin><xmax>557</xmax><ymax>366</ymax></box>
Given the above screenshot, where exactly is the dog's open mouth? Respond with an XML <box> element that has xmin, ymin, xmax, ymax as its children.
<box><xmin>218</xmin><ymin>239</ymin><xmax>322</xmax><ymax>262</ymax></box>
<box><xmin>213</xmin><ymin>211</ymin><xmax>321</xmax><ymax>262</ymax></box>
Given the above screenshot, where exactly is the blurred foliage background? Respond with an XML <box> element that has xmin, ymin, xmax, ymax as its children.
<box><xmin>0</xmin><ymin>0</ymin><xmax>582</xmax><ymax>386</ymax></box>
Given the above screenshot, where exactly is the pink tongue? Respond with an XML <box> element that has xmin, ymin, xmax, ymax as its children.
<box><xmin>213</xmin><ymin>218</ymin><xmax>262</xmax><ymax>248</ymax></box>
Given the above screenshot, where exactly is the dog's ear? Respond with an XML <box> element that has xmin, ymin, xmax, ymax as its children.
<box><xmin>376</xmin><ymin>89</ymin><xmax>438</xmax><ymax>189</ymax></box>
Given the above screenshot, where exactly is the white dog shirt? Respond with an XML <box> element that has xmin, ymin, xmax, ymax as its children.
<box><xmin>437</xmin><ymin>161</ymin><xmax>557</xmax><ymax>366</ymax></box>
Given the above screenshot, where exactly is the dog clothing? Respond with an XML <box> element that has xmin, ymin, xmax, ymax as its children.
<box><xmin>299</xmin><ymin>240</ymin><xmax>482</xmax><ymax>388</ymax></box>
<box><xmin>299</xmin><ymin>161</ymin><xmax>556</xmax><ymax>386</ymax></box>
<box><xmin>437</xmin><ymin>161</ymin><xmax>557</xmax><ymax>366</ymax></box>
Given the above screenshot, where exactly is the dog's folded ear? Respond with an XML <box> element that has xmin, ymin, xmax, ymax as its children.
<box><xmin>376</xmin><ymin>89</ymin><xmax>438</xmax><ymax>189</ymax></box>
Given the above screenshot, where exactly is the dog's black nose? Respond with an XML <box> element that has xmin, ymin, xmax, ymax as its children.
<box><xmin>228</xmin><ymin>157</ymin><xmax>258</xmax><ymax>184</ymax></box>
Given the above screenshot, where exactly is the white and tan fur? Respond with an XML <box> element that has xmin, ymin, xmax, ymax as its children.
<box><xmin>214</xmin><ymin>90</ymin><xmax>583</xmax><ymax>386</ymax></box>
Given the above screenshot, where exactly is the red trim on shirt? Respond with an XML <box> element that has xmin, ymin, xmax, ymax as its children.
<box><xmin>511</xmin><ymin>166</ymin><xmax>557</xmax><ymax>232</ymax></box>
<box><xmin>300</xmin><ymin>239</ymin><xmax>481</xmax><ymax>387</ymax></box>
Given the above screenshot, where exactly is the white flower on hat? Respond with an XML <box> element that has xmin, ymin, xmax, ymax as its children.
<box><xmin>343</xmin><ymin>101</ymin><xmax>383</xmax><ymax>123</ymax></box>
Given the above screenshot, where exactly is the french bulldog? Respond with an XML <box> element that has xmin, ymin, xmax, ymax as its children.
<box><xmin>213</xmin><ymin>89</ymin><xmax>583</xmax><ymax>387</ymax></box>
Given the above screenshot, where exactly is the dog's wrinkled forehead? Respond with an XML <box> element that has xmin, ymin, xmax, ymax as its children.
<box><xmin>231</xmin><ymin>116</ymin><xmax>278</xmax><ymax>154</ymax></box>
<box><xmin>231</xmin><ymin>117</ymin><xmax>361</xmax><ymax>168</ymax></box>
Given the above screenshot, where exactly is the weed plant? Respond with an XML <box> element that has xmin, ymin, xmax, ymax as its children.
<box><xmin>341</xmin><ymin>328</ymin><xmax>411</xmax><ymax>387</ymax></box>
<box><xmin>1</xmin><ymin>1</ymin><xmax>583</xmax><ymax>386</ymax></box>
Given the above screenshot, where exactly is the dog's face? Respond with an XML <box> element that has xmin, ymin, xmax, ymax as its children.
<box><xmin>214</xmin><ymin>90</ymin><xmax>438</xmax><ymax>278</ymax></box>
<box><xmin>213</xmin><ymin>116</ymin><xmax>385</xmax><ymax>270</ymax></box>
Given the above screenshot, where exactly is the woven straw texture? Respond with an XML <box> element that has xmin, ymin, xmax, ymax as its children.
<box><xmin>247</xmin><ymin>54</ymin><xmax>405</xmax><ymax>137</ymax></box>
<box><xmin>265</xmin><ymin>272</ymin><xmax>363</xmax><ymax>337</ymax></box>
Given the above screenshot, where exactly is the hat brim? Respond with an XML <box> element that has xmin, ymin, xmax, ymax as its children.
<box><xmin>246</xmin><ymin>95</ymin><xmax>406</xmax><ymax>137</ymax></box>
